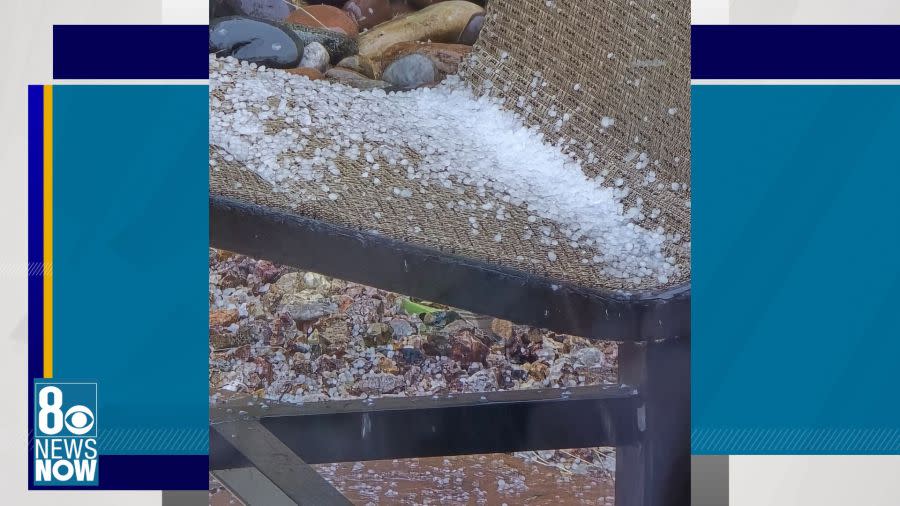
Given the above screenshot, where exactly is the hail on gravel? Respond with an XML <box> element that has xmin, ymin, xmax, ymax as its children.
<box><xmin>209</xmin><ymin>55</ymin><xmax>679</xmax><ymax>285</ymax></box>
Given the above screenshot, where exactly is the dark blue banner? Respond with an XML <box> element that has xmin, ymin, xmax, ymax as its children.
<box><xmin>692</xmin><ymin>25</ymin><xmax>900</xmax><ymax>79</ymax></box>
<box><xmin>53</xmin><ymin>25</ymin><xmax>207</xmax><ymax>79</ymax></box>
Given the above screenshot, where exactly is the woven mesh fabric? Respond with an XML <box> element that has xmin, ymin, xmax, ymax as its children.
<box><xmin>210</xmin><ymin>0</ymin><xmax>690</xmax><ymax>295</ymax></box>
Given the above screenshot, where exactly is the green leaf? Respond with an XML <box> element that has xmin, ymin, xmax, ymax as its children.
<box><xmin>400</xmin><ymin>298</ymin><xmax>441</xmax><ymax>316</ymax></box>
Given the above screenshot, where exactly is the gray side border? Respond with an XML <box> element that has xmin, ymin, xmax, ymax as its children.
<box><xmin>691</xmin><ymin>455</ymin><xmax>729</xmax><ymax>506</ymax></box>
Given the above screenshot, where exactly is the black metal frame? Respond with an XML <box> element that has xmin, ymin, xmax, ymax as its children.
<box><xmin>209</xmin><ymin>196</ymin><xmax>690</xmax><ymax>506</ymax></box>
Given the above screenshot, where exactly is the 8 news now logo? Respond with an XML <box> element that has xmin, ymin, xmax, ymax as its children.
<box><xmin>33</xmin><ymin>382</ymin><xmax>98</xmax><ymax>486</ymax></box>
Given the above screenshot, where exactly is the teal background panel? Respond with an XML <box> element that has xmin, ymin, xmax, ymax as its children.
<box><xmin>692</xmin><ymin>85</ymin><xmax>900</xmax><ymax>454</ymax></box>
<box><xmin>52</xmin><ymin>85</ymin><xmax>208</xmax><ymax>455</ymax></box>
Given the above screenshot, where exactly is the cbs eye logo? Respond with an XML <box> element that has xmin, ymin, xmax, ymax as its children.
<box><xmin>37</xmin><ymin>385</ymin><xmax>96</xmax><ymax>437</ymax></box>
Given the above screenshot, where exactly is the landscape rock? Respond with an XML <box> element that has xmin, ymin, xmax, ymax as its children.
<box><xmin>285</xmin><ymin>67</ymin><xmax>326</xmax><ymax>80</ymax></box>
<box><xmin>573</xmin><ymin>346</ymin><xmax>605</xmax><ymax>369</ymax></box>
<box><xmin>209</xmin><ymin>17</ymin><xmax>303</xmax><ymax>68</ymax></box>
<box><xmin>319</xmin><ymin>318</ymin><xmax>351</xmax><ymax>355</ymax></box>
<box><xmin>210</xmin><ymin>328</ymin><xmax>237</xmax><ymax>349</ymax></box>
<box><xmin>464</xmin><ymin>368</ymin><xmax>498</xmax><ymax>392</ymax></box>
<box><xmin>357</xmin><ymin>373</ymin><xmax>405</xmax><ymax>394</ymax></box>
<box><xmin>523</xmin><ymin>361</ymin><xmax>550</xmax><ymax>381</ymax></box>
<box><xmin>336</xmin><ymin>55</ymin><xmax>378</xmax><ymax>78</ymax></box>
<box><xmin>357</xmin><ymin>1</ymin><xmax>484</xmax><ymax>59</ymax></box>
<box><xmin>562</xmin><ymin>334</ymin><xmax>591</xmax><ymax>354</ymax></box>
<box><xmin>398</xmin><ymin>346</ymin><xmax>426</xmax><ymax>365</ymax></box>
<box><xmin>376</xmin><ymin>356</ymin><xmax>399</xmax><ymax>374</ymax></box>
<box><xmin>456</xmin><ymin>12</ymin><xmax>484</xmax><ymax>45</ymax></box>
<box><xmin>211</xmin><ymin>318</ymin><xmax>268</xmax><ymax>349</ymax></box>
<box><xmin>253</xmin><ymin>259</ymin><xmax>283</xmax><ymax>283</ymax></box>
<box><xmin>272</xmin><ymin>312</ymin><xmax>299</xmax><ymax>344</ymax></box>
<box><xmin>388</xmin><ymin>318</ymin><xmax>416</xmax><ymax>338</ymax></box>
<box><xmin>450</xmin><ymin>332</ymin><xmax>489</xmax><ymax>366</ymax></box>
<box><xmin>421</xmin><ymin>310</ymin><xmax>461</xmax><ymax>327</ymax></box>
<box><xmin>381</xmin><ymin>53</ymin><xmax>436</xmax><ymax>88</ymax></box>
<box><xmin>286</xmin><ymin>24</ymin><xmax>358</xmax><ymax>63</ymax></box>
<box><xmin>490</xmin><ymin>318</ymin><xmax>513</xmax><ymax>340</ymax></box>
<box><xmin>524</xmin><ymin>327</ymin><xmax>544</xmax><ymax>345</ymax></box>
<box><xmin>424</xmin><ymin>319</ymin><xmax>487</xmax><ymax>365</ymax></box>
<box><xmin>292</xmin><ymin>356</ymin><xmax>313</xmax><ymax>375</ymax></box>
<box><xmin>280</xmin><ymin>292</ymin><xmax>337</xmax><ymax>322</ymax></box>
<box><xmin>210</xmin><ymin>308</ymin><xmax>240</xmax><ymax>327</ymax></box>
<box><xmin>364</xmin><ymin>322</ymin><xmax>395</xmax><ymax>347</ymax></box>
<box><xmin>286</xmin><ymin>5</ymin><xmax>359</xmax><ymax>37</ymax></box>
<box><xmin>325</xmin><ymin>67</ymin><xmax>395</xmax><ymax>90</ymax></box>
<box><xmin>299</xmin><ymin>41</ymin><xmax>330</xmax><ymax>72</ymax></box>
<box><xmin>343</xmin><ymin>0</ymin><xmax>393</xmax><ymax>31</ymax></box>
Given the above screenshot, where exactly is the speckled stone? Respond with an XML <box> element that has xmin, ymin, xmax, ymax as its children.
<box><xmin>286</xmin><ymin>24</ymin><xmax>358</xmax><ymax>63</ymax></box>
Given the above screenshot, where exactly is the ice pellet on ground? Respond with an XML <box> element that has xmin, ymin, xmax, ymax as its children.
<box><xmin>209</xmin><ymin>55</ymin><xmax>678</xmax><ymax>286</ymax></box>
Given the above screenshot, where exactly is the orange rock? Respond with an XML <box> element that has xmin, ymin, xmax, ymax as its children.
<box><xmin>378</xmin><ymin>41</ymin><xmax>472</xmax><ymax>77</ymax></box>
<box><xmin>210</xmin><ymin>308</ymin><xmax>239</xmax><ymax>327</ymax></box>
<box><xmin>286</xmin><ymin>5</ymin><xmax>359</xmax><ymax>37</ymax></box>
<box><xmin>285</xmin><ymin>67</ymin><xmax>326</xmax><ymax>80</ymax></box>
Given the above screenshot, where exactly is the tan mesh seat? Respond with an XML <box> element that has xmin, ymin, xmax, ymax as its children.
<box><xmin>210</xmin><ymin>0</ymin><xmax>690</xmax><ymax>295</ymax></box>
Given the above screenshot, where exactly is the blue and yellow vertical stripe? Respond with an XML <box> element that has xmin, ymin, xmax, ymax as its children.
<box><xmin>27</xmin><ymin>85</ymin><xmax>52</xmax><ymax>383</ymax></box>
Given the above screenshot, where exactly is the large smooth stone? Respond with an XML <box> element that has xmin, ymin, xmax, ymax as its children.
<box><xmin>456</xmin><ymin>11</ymin><xmax>484</xmax><ymax>45</ymax></box>
<box><xmin>210</xmin><ymin>0</ymin><xmax>296</xmax><ymax>21</ymax></box>
<box><xmin>358</xmin><ymin>1</ymin><xmax>483</xmax><ymax>59</ymax></box>
<box><xmin>285</xmin><ymin>5</ymin><xmax>359</xmax><ymax>37</ymax></box>
<box><xmin>209</xmin><ymin>17</ymin><xmax>304</xmax><ymax>68</ymax></box>
<box><xmin>381</xmin><ymin>53</ymin><xmax>436</xmax><ymax>88</ymax></box>
<box><xmin>343</xmin><ymin>0</ymin><xmax>393</xmax><ymax>31</ymax></box>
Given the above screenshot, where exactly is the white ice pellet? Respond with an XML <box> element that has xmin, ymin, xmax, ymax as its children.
<box><xmin>208</xmin><ymin>55</ymin><xmax>679</xmax><ymax>288</ymax></box>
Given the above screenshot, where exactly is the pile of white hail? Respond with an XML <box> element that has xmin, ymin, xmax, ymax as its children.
<box><xmin>209</xmin><ymin>55</ymin><xmax>680</xmax><ymax>286</ymax></box>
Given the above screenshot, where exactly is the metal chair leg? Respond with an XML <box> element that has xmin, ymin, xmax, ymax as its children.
<box><xmin>616</xmin><ymin>337</ymin><xmax>691</xmax><ymax>506</ymax></box>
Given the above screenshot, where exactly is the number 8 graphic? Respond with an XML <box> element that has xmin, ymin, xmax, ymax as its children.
<box><xmin>38</xmin><ymin>386</ymin><xmax>64</xmax><ymax>435</ymax></box>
